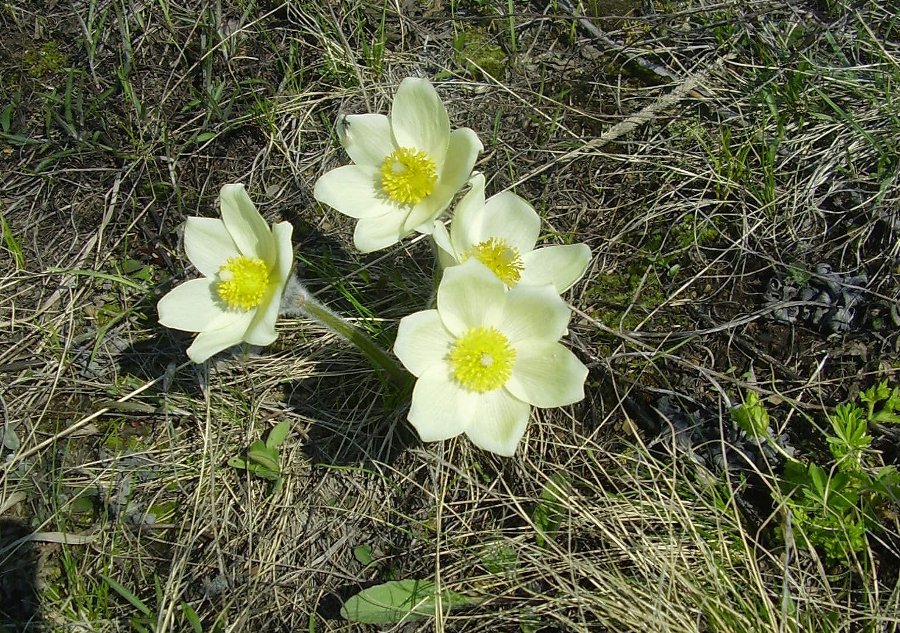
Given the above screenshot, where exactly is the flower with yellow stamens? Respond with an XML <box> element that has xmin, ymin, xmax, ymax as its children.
<box><xmin>433</xmin><ymin>173</ymin><xmax>591</xmax><ymax>293</ymax></box>
<box><xmin>393</xmin><ymin>259</ymin><xmax>588</xmax><ymax>456</ymax></box>
<box><xmin>313</xmin><ymin>77</ymin><xmax>483</xmax><ymax>253</ymax></box>
<box><xmin>157</xmin><ymin>183</ymin><xmax>293</xmax><ymax>363</ymax></box>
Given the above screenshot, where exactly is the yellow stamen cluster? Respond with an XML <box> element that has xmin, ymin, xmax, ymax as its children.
<box><xmin>449</xmin><ymin>326</ymin><xmax>516</xmax><ymax>393</ymax></box>
<box><xmin>216</xmin><ymin>256</ymin><xmax>270</xmax><ymax>310</ymax></box>
<box><xmin>465</xmin><ymin>238</ymin><xmax>524</xmax><ymax>286</ymax></box>
<box><xmin>380</xmin><ymin>147</ymin><xmax>438</xmax><ymax>205</ymax></box>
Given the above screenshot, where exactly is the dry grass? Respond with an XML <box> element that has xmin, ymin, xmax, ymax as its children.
<box><xmin>1</xmin><ymin>0</ymin><xmax>899</xmax><ymax>631</ymax></box>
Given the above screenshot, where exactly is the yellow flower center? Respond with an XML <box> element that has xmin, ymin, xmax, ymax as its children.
<box><xmin>380</xmin><ymin>147</ymin><xmax>438</xmax><ymax>205</ymax></box>
<box><xmin>465</xmin><ymin>238</ymin><xmax>524</xmax><ymax>286</ymax></box>
<box><xmin>216</xmin><ymin>256</ymin><xmax>270</xmax><ymax>310</ymax></box>
<box><xmin>449</xmin><ymin>326</ymin><xmax>516</xmax><ymax>393</ymax></box>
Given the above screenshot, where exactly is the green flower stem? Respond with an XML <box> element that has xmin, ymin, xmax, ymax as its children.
<box><xmin>295</xmin><ymin>291</ymin><xmax>412</xmax><ymax>390</ymax></box>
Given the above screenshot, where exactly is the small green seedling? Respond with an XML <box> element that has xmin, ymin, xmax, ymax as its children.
<box><xmin>731</xmin><ymin>391</ymin><xmax>771</xmax><ymax>438</ymax></box>
<box><xmin>340</xmin><ymin>579</ymin><xmax>480</xmax><ymax>625</ymax></box>
<box><xmin>826</xmin><ymin>403</ymin><xmax>871</xmax><ymax>471</ymax></box>
<box><xmin>778</xmin><ymin>380</ymin><xmax>900</xmax><ymax>563</ymax></box>
<box><xmin>228</xmin><ymin>420</ymin><xmax>291</xmax><ymax>494</ymax></box>
<box><xmin>532</xmin><ymin>472</ymin><xmax>571</xmax><ymax>547</ymax></box>
<box><xmin>858</xmin><ymin>380</ymin><xmax>900</xmax><ymax>425</ymax></box>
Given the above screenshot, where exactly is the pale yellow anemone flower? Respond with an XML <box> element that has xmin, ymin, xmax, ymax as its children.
<box><xmin>157</xmin><ymin>184</ymin><xmax>293</xmax><ymax>363</ymax></box>
<box><xmin>313</xmin><ymin>77</ymin><xmax>483</xmax><ymax>253</ymax></box>
<box><xmin>393</xmin><ymin>259</ymin><xmax>588</xmax><ymax>456</ymax></box>
<box><xmin>432</xmin><ymin>173</ymin><xmax>591</xmax><ymax>292</ymax></box>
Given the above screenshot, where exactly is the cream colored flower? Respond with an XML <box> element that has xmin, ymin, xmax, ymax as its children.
<box><xmin>432</xmin><ymin>173</ymin><xmax>591</xmax><ymax>292</ymax></box>
<box><xmin>157</xmin><ymin>184</ymin><xmax>293</xmax><ymax>363</ymax></box>
<box><xmin>393</xmin><ymin>259</ymin><xmax>588</xmax><ymax>456</ymax></box>
<box><xmin>313</xmin><ymin>77</ymin><xmax>483</xmax><ymax>253</ymax></box>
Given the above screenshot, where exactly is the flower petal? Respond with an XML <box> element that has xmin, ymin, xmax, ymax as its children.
<box><xmin>219</xmin><ymin>184</ymin><xmax>276</xmax><ymax>264</ymax></box>
<box><xmin>448</xmin><ymin>173</ymin><xmax>487</xmax><ymax>255</ymax></box>
<box><xmin>520</xmin><ymin>244</ymin><xmax>592</xmax><ymax>292</ymax></box>
<box><xmin>431</xmin><ymin>222</ymin><xmax>459</xmax><ymax>270</ymax></box>
<box><xmin>157</xmin><ymin>278</ymin><xmax>230</xmax><ymax>333</ymax></box>
<box><xmin>463</xmin><ymin>389</ymin><xmax>531</xmax><ymax>456</ymax></box>
<box><xmin>353</xmin><ymin>209</ymin><xmax>409</xmax><ymax>253</ymax></box>
<box><xmin>313</xmin><ymin>165</ymin><xmax>400</xmax><ymax>220</ymax></box>
<box><xmin>407</xmin><ymin>365</ymin><xmax>477</xmax><ymax>441</ymax></box>
<box><xmin>437</xmin><ymin>127</ymin><xmax>482</xmax><ymax>199</ymax></box>
<box><xmin>183</xmin><ymin>217</ymin><xmax>240</xmax><ymax>277</ymax></box>
<box><xmin>498</xmin><ymin>284</ymin><xmax>571</xmax><ymax>344</ymax></box>
<box><xmin>480</xmin><ymin>191</ymin><xmax>541</xmax><ymax>254</ymax></box>
<box><xmin>340</xmin><ymin>113</ymin><xmax>393</xmax><ymax>167</ymax></box>
<box><xmin>394</xmin><ymin>309</ymin><xmax>453</xmax><ymax>377</ymax></box>
<box><xmin>401</xmin><ymin>127</ymin><xmax>483</xmax><ymax>234</ymax></box>
<box><xmin>243</xmin><ymin>288</ymin><xmax>279</xmax><ymax>346</ymax></box>
<box><xmin>402</xmin><ymin>197</ymin><xmax>450</xmax><ymax>235</ymax></box>
<box><xmin>186</xmin><ymin>310</ymin><xmax>255</xmax><ymax>363</ymax></box>
<box><xmin>243</xmin><ymin>220</ymin><xmax>293</xmax><ymax>346</ymax></box>
<box><xmin>507</xmin><ymin>341</ymin><xmax>587</xmax><ymax>408</ymax></box>
<box><xmin>437</xmin><ymin>259</ymin><xmax>505</xmax><ymax>336</ymax></box>
<box><xmin>272</xmin><ymin>220</ymin><xmax>294</xmax><ymax>290</ymax></box>
<box><xmin>390</xmin><ymin>78</ymin><xmax>450</xmax><ymax>162</ymax></box>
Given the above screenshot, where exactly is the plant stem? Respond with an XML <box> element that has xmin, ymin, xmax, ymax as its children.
<box><xmin>292</xmin><ymin>288</ymin><xmax>412</xmax><ymax>389</ymax></box>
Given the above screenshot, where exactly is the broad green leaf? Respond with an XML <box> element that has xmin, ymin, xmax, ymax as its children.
<box><xmin>353</xmin><ymin>544</ymin><xmax>374</xmax><ymax>565</ymax></box>
<box><xmin>265</xmin><ymin>420</ymin><xmax>292</xmax><ymax>449</ymax></box>
<box><xmin>340</xmin><ymin>579</ymin><xmax>478</xmax><ymax>624</ymax></box>
<box><xmin>247</xmin><ymin>440</ymin><xmax>280</xmax><ymax>472</ymax></box>
<box><xmin>808</xmin><ymin>464</ymin><xmax>827</xmax><ymax>495</ymax></box>
<box><xmin>227</xmin><ymin>456</ymin><xmax>281</xmax><ymax>481</ymax></box>
<box><xmin>1</xmin><ymin>426</ymin><xmax>20</xmax><ymax>451</ymax></box>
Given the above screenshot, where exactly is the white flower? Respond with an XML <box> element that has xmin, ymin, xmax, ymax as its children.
<box><xmin>393</xmin><ymin>259</ymin><xmax>588</xmax><ymax>456</ymax></box>
<box><xmin>432</xmin><ymin>173</ymin><xmax>591</xmax><ymax>291</ymax></box>
<box><xmin>313</xmin><ymin>77</ymin><xmax>483</xmax><ymax>253</ymax></box>
<box><xmin>157</xmin><ymin>184</ymin><xmax>293</xmax><ymax>363</ymax></box>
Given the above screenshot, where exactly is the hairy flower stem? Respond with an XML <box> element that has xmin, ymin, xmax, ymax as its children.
<box><xmin>282</xmin><ymin>276</ymin><xmax>412</xmax><ymax>389</ymax></box>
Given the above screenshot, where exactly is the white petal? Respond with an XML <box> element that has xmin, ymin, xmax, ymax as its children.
<box><xmin>498</xmin><ymin>284</ymin><xmax>571</xmax><ymax>344</ymax></box>
<box><xmin>243</xmin><ymin>287</ymin><xmax>279</xmax><ymax>346</ymax></box>
<box><xmin>431</xmin><ymin>222</ymin><xmax>460</xmax><ymax>270</ymax></box>
<box><xmin>157</xmin><ymin>278</ymin><xmax>230</xmax><ymax>333</ymax></box>
<box><xmin>463</xmin><ymin>389</ymin><xmax>531</xmax><ymax>457</ymax></box>
<box><xmin>400</xmin><ymin>128</ymin><xmax>483</xmax><ymax>234</ymax></box>
<box><xmin>437</xmin><ymin>127</ymin><xmax>482</xmax><ymax>201</ymax></box>
<box><xmin>353</xmin><ymin>209</ymin><xmax>409</xmax><ymax>253</ymax></box>
<box><xmin>407</xmin><ymin>365</ymin><xmax>477</xmax><ymax>441</ymax></box>
<box><xmin>313</xmin><ymin>165</ymin><xmax>400</xmax><ymax>219</ymax></box>
<box><xmin>394</xmin><ymin>310</ymin><xmax>453</xmax><ymax>377</ymax></box>
<box><xmin>219</xmin><ymin>184</ymin><xmax>276</xmax><ymax>264</ymax></box>
<box><xmin>390</xmin><ymin>78</ymin><xmax>450</xmax><ymax>162</ymax></box>
<box><xmin>480</xmin><ymin>191</ymin><xmax>540</xmax><ymax>254</ymax></box>
<box><xmin>507</xmin><ymin>341</ymin><xmax>587</xmax><ymax>408</ymax></box>
<box><xmin>402</xmin><ymin>195</ymin><xmax>451</xmax><ymax>234</ymax></box>
<box><xmin>448</xmin><ymin>173</ymin><xmax>487</xmax><ymax>255</ymax></box>
<box><xmin>186</xmin><ymin>311</ymin><xmax>255</xmax><ymax>363</ymax></box>
<box><xmin>272</xmin><ymin>220</ymin><xmax>294</xmax><ymax>290</ymax></box>
<box><xmin>520</xmin><ymin>244</ymin><xmax>591</xmax><ymax>292</ymax></box>
<box><xmin>437</xmin><ymin>259</ymin><xmax>505</xmax><ymax>336</ymax></box>
<box><xmin>242</xmin><ymin>220</ymin><xmax>292</xmax><ymax>346</ymax></box>
<box><xmin>183</xmin><ymin>217</ymin><xmax>240</xmax><ymax>277</ymax></box>
<box><xmin>340</xmin><ymin>113</ymin><xmax>393</xmax><ymax>167</ymax></box>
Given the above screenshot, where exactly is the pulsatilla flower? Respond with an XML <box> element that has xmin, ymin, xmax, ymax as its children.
<box><xmin>393</xmin><ymin>259</ymin><xmax>588</xmax><ymax>456</ymax></box>
<box><xmin>157</xmin><ymin>184</ymin><xmax>293</xmax><ymax>363</ymax></box>
<box><xmin>313</xmin><ymin>77</ymin><xmax>483</xmax><ymax>253</ymax></box>
<box><xmin>433</xmin><ymin>173</ymin><xmax>591</xmax><ymax>292</ymax></box>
